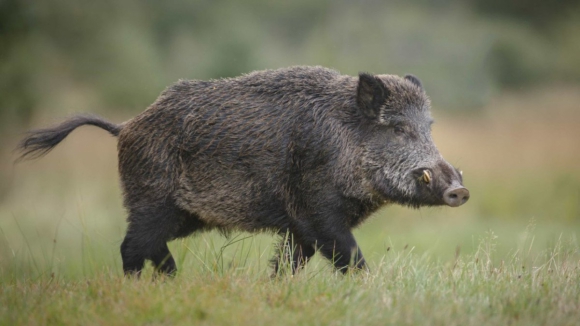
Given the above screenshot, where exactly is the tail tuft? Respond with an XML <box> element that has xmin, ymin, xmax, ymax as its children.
<box><xmin>16</xmin><ymin>114</ymin><xmax>121</xmax><ymax>161</ymax></box>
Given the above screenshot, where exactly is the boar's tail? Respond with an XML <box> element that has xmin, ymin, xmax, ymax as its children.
<box><xmin>16</xmin><ymin>114</ymin><xmax>121</xmax><ymax>161</ymax></box>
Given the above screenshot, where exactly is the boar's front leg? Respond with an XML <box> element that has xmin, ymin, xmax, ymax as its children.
<box><xmin>315</xmin><ymin>228</ymin><xmax>366</xmax><ymax>273</ymax></box>
<box><xmin>294</xmin><ymin>209</ymin><xmax>367</xmax><ymax>273</ymax></box>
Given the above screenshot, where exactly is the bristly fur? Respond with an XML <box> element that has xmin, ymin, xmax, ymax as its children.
<box><xmin>15</xmin><ymin>66</ymin><xmax>466</xmax><ymax>277</ymax></box>
<box><xmin>16</xmin><ymin>114</ymin><xmax>120</xmax><ymax>161</ymax></box>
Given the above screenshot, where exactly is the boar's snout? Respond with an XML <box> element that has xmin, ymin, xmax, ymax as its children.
<box><xmin>412</xmin><ymin>161</ymin><xmax>470</xmax><ymax>207</ymax></box>
<box><xmin>443</xmin><ymin>186</ymin><xmax>469</xmax><ymax>207</ymax></box>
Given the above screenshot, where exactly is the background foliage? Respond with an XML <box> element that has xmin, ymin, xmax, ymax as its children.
<box><xmin>2</xmin><ymin>0</ymin><xmax>580</xmax><ymax>130</ymax></box>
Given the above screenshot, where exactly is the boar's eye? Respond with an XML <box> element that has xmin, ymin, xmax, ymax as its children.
<box><xmin>394</xmin><ymin>126</ymin><xmax>405</xmax><ymax>135</ymax></box>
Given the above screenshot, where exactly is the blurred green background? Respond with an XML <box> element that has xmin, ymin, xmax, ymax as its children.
<box><xmin>1</xmin><ymin>0</ymin><xmax>579</xmax><ymax>277</ymax></box>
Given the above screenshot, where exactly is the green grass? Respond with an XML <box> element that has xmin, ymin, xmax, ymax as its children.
<box><xmin>1</xmin><ymin>224</ymin><xmax>578</xmax><ymax>326</ymax></box>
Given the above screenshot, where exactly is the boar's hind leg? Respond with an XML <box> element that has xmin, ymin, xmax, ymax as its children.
<box><xmin>150</xmin><ymin>243</ymin><xmax>177</xmax><ymax>276</ymax></box>
<box><xmin>121</xmin><ymin>227</ymin><xmax>176</xmax><ymax>277</ymax></box>
<box><xmin>121</xmin><ymin>203</ymin><xmax>194</xmax><ymax>277</ymax></box>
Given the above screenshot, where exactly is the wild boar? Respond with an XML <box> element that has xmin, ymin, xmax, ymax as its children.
<box><xmin>17</xmin><ymin>66</ymin><xmax>469</xmax><ymax>276</ymax></box>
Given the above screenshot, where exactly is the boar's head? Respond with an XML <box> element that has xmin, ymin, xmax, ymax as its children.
<box><xmin>357</xmin><ymin>73</ymin><xmax>469</xmax><ymax>208</ymax></box>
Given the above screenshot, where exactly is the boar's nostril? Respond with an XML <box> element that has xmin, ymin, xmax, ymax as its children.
<box><xmin>443</xmin><ymin>187</ymin><xmax>470</xmax><ymax>207</ymax></box>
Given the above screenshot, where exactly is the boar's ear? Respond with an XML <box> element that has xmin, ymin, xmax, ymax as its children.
<box><xmin>404</xmin><ymin>74</ymin><xmax>423</xmax><ymax>91</ymax></box>
<box><xmin>357</xmin><ymin>73</ymin><xmax>389</xmax><ymax>119</ymax></box>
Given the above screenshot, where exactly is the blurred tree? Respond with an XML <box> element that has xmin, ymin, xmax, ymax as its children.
<box><xmin>1</xmin><ymin>0</ymin><xmax>579</xmax><ymax>129</ymax></box>
<box><xmin>0</xmin><ymin>0</ymin><xmax>36</xmax><ymax>130</ymax></box>
<box><xmin>468</xmin><ymin>0</ymin><xmax>579</xmax><ymax>30</ymax></box>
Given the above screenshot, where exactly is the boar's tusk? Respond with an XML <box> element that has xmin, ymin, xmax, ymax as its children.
<box><xmin>422</xmin><ymin>169</ymin><xmax>431</xmax><ymax>184</ymax></box>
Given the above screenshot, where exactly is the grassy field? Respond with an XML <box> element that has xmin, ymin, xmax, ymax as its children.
<box><xmin>1</xmin><ymin>87</ymin><xmax>579</xmax><ymax>325</ymax></box>
<box><xmin>1</xmin><ymin>232</ymin><xmax>579</xmax><ymax>325</ymax></box>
